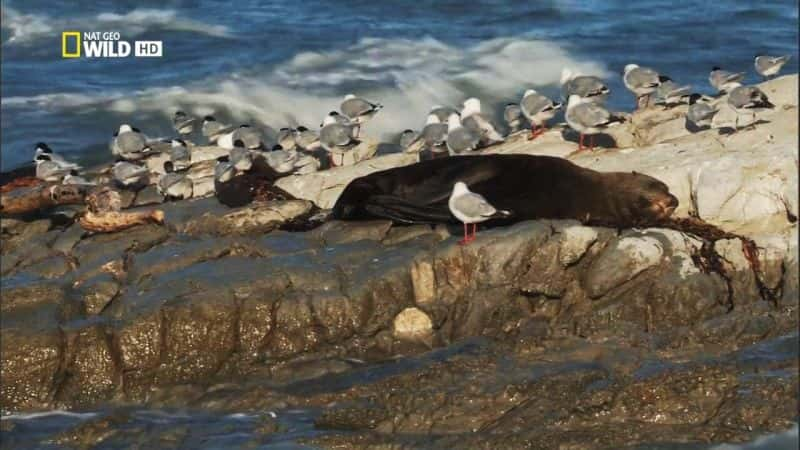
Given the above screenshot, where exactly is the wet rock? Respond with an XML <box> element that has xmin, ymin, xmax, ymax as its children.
<box><xmin>51</xmin><ymin>223</ymin><xmax>86</xmax><ymax>254</ymax></box>
<box><xmin>77</xmin><ymin>273</ymin><xmax>120</xmax><ymax>315</ymax></box>
<box><xmin>57</xmin><ymin>319</ymin><xmax>119</xmax><ymax>406</ymax></box>
<box><xmin>558</xmin><ymin>224</ymin><xmax>599</xmax><ymax>266</ymax></box>
<box><xmin>311</xmin><ymin>219</ymin><xmax>393</xmax><ymax>245</ymax></box>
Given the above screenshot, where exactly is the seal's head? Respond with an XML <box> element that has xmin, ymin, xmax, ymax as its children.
<box><xmin>612</xmin><ymin>171</ymin><xmax>678</xmax><ymax>224</ymax></box>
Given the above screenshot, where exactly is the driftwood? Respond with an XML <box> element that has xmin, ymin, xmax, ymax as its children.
<box><xmin>78</xmin><ymin>209</ymin><xmax>165</xmax><ymax>233</ymax></box>
<box><xmin>0</xmin><ymin>183</ymin><xmax>86</xmax><ymax>215</ymax></box>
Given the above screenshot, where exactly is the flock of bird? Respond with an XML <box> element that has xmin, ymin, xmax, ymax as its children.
<box><xmin>29</xmin><ymin>54</ymin><xmax>790</xmax><ymax>214</ymax></box>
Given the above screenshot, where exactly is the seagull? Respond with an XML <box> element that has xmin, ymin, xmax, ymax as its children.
<box><xmin>448</xmin><ymin>181</ymin><xmax>511</xmax><ymax>245</ymax></box>
<box><xmin>111</xmin><ymin>161</ymin><xmax>149</xmax><ymax>187</ymax></box>
<box><xmin>399</xmin><ymin>129</ymin><xmax>420</xmax><ymax>149</ymax></box>
<box><xmin>565</xmin><ymin>94</ymin><xmax>625</xmax><ymax>151</ymax></box>
<box><xmin>653</xmin><ymin>76</ymin><xmax>692</xmax><ymax>107</ymax></box>
<box><xmin>685</xmin><ymin>94</ymin><xmax>718</xmax><ymax>132</ymax></box>
<box><xmin>461</xmin><ymin>98</ymin><xmax>504</xmax><ymax>146</ymax></box>
<box><xmin>202</xmin><ymin>116</ymin><xmax>237</xmax><ymax>144</ymax></box>
<box><xmin>293</xmin><ymin>126</ymin><xmax>322</xmax><ymax>151</ymax></box>
<box><xmin>214</xmin><ymin>155</ymin><xmax>235</xmax><ymax>184</ymax></box>
<box><xmin>727</xmin><ymin>84</ymin><xmax>775</xmax><ymax>130</ymax></box>
<box><xmin>561</xmin><ymin>68</ymin><xmax>610</xmax><ymax>103</ymax></box>
<box><xmin>169</xmin><ymin>139</ymin><xmax>191</xmax><ymax>171</ymax></box>
<box><xmin>172</xmin><ymin>111</ymin><xmax>196</xmax><ymax>135</ymax></box>
<box><xmin>420</xmin><ymin>113</ymin><xmax>448</xmax><ymax>152</ymax></box>
<box><xmin>623</xmin><ymin>64</ymin><xmax>661</xmax><ymax>108</ymax></box>
<box><xmin>321</xmin><ymin>111</ymin><xmax>353</xmax><ymax>127</ymax></box>
<box><xmin>33</xmin><ymin>143</ymin><xmax>80</xmax><ymax>170</ymax></box>
<box><xmin>111</xmin><ymin>124</ymin><xmax>149</xmax><ymax>160</ymax></box>
<box><xmin>519</xmin><ymin>89</ymin><xmax>562</xmax><ymax>140</ymax></box>
<box><xmin>260</xmin><ymin>144</ymin><xmax>298</xmax><ymax>175</ymax></box>
<box><xmin>233</xmin><ymin>124</ymin><xmax>266</xmax><ymax>150</ymax></box>
<box><xmin>34</xmin><ymin>154</ymin><xmax>73</xmax><ymax>181</ymax></box>
<box><xmin>158</xmin><ymin>161</ymin><xmax>193</xmax><ymax>200</ymax></box>
<box><xmin>503</xmin><ymin>103</ymin><xmax>524</xmax><ymax>134</ymax></box>
<box><xmin>340</xmin><ymin>94</ymin><xmax>382</xmax><ymax>138</ymax></box>
<box><xmin>754</xmin><ymin>55</ymin><xmax>791</xmax><ymax>80</ymax></box>
<box><xmin>276</xmin><ymin>127</ymin><xmax>296</xmax><ymax>150</ymax></box>
<box><xmin>229</xmin><ymin>140</ymin><xmax>254</xmax><ymax>172</ymax></box>
<box><xmin>446</xmin><ymin>113</ymin><xmax>481</xmax><ymax>155</ymax></box>
<box><xmin>429</xmin><ymin>105</ymin><xmax>460</xmax><ymax>123</ymax></box>
<box><xmin>320</xmin><ymin>114</ymin><xmax>357</xmax><ymax>167</ymax></box>
<box><xmin>63</xmin><ymin>169</ymin><xmax>95</xmax><ymax>186</ymax></box>
<box><xmin>709</xmin><ymin>67</ymin><xmax>745</xmax><ymax>94</ymax></box>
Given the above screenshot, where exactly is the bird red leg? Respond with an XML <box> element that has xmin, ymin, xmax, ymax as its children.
<box><xmin>459</xmin><ymin>223</ymin><xmax>469</xmax><ymax>245</ymax></box>
<box><xmin>528</xmin><ymin>123</ymin><xmax>537</xmax><ymax>140</ymax></box>
<box><xmin>328</xmin><ymin>154</ymin><xmax>337</xmax><ymax>168</ymax></box>
<box><xmin>578</xmin><ymin>133</ymin><xmax>584</xmax><ymax>151</ymax></box>
<box><xmin>471</xmin><ymin>223</ymin><xmax>478</xmax><ymax>241</ymax></box>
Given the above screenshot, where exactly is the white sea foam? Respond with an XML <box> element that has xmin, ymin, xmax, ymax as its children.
<box><xmin>1</xmin><ymin>36</ymin><xmax>607</xmax><ymax>140</ymax></box>
<box><xmin>0</xmin><ymin>5</ymin><xmax>230</xmax><ymax>45</ymax></box>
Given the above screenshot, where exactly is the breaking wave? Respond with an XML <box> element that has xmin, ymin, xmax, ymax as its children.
<box><xmin>1</xmin><ymin>36</ymin><xmax>607</xmax><ymax>140</ymax></box>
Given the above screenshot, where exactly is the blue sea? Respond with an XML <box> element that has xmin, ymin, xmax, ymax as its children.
<box><xmin>1</xmin><ymin>0</ymin><xmax>797</xmax><ymax>170</ymax></box>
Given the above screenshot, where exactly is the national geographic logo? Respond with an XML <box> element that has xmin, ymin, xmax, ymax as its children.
<box><xmin>62</xmin><ymin>31</ymin><xmax>163</xmax><ymax>58</ymax></box>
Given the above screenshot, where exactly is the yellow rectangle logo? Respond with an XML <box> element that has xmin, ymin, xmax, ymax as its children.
<box><xmin>62</xmin><ymin>31</ymin><xmax>81</xmax><ymax>58</ymax></box>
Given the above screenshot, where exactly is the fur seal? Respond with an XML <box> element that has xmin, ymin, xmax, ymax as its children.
<box><xmin>332</xmin><ymin>154</ymin><xmax>678</xmax><ymax>228</ymax></box>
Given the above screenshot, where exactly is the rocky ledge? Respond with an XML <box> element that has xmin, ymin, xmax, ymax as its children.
<box><xmin>1</xmin><ymin>75</ymin><xmax>797</xmax><ymax>449</ymax></box>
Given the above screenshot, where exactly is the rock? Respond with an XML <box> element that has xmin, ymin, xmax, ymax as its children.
<box><xmin>311</xmin><ymin>220</ymin><xmax>393</xmax><ymax>245</ymax></box>
<box><xmin>275</xmin><ymin>153</ymin><xmax>419</xmax><ymax>209</ymax></box>
<box><xmin>584</xmin><ymin>235</ymin><xmax>664</xmax><ymax>298</ymax></box>
<box><xmin>132</xmin><ymin>184</ymin><xmax>164</xmax><ymax>206</ymax></box>
<box><xmin>51</xmin><ymin>224</ymin><xmax>86</xmax><ymax>255</ymax></box>
<box><xmin>77</xmin><ymin>273</ymin><xmax>120</xmax><ymax>315</ymax></box>
<box><xmin>182</xmin><ymin>200</ymin><xmax>313</xmax><ymax>235</ymax></box>
<box><xmin>393</xmin><ymin>307</ymin><xmax>433</xmax><ymax>343</ymax></box>
<box><xmin>559</xmin><ymin>224</ymin><xmax>599</xmax><ymax>266</ymax></box>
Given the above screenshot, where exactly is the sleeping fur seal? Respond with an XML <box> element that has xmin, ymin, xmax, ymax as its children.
<box><xmin>332</xmin><ymin>154</ymin><xmax>678</xmax><ymax>228</ymax></box>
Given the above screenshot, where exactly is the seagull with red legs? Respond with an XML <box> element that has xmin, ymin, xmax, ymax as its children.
<box><xmin>448</xmin><ymin>181</ymin><xmax>511</xmax><ymax>245</ymax></box>
<box><xmin>565</xmin><ymin>94</ymin><xmax>625</xmax><ymax>151</ymax></box>
<box><xmin>520</xmin><ymin>89</ymin><xmax>562</xmax><ymax>140</ymax></box>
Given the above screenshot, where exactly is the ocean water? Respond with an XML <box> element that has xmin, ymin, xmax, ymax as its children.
<box><xmin>0</xmin><ymin>1</ymin><xmax>797</xmax><ymax>170</ymax></box>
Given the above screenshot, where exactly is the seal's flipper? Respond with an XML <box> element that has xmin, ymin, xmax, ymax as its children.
<box><xmin>363</xmin><ymin>195</ymin><xmax>453</xmax><ymax>224</ymax></box>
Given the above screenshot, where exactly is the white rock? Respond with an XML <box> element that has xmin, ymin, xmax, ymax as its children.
<box><xmin>393</xmin><ymin>307</ymin><xmax>433</xmax><ymax>342</ymax></box>
<box><xmin>558</xmin><ymin>225</ymin><xmax>598</xmax><ymax>266</ymax></box>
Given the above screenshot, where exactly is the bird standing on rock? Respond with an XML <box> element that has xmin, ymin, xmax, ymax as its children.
<box><xmin>446</xmin><ymin>113</ymin><xmax>481</xmax><ymax>155</ymax></box>
<box><xmin>653</xmin><ymin>76</ymin><xmax>692</xmax><ymax>108</ymax></box>
<box><xmin>448</xmin><ymin>181</ymin><xmax>511</xmax><ymax>245</ymax></box>
<box><xmin>685</xmin><ymin>94</ymin><xmax>718</xmax><ymax>132</ymax></box>
<box><xmin>202</xmin><ymin>116</ymin><xmax>237</xmax><ymax>144</ymax></box>
<box><xmin>169</xmin><ymin>139</ymin><xmax>192</xmax><ymax>171</ymax></box>
<box><xmin>340</xmin><ymin>94</ymin><xmax>382</xmax><ymax>138</ymax></box>
<box><xmin>565</xmin><ymin>94</ymin><xmax>624</xmax><ymax>151</ymax></box>
<box><xmin>519</xmin><ymin>89</ymin><xmax>562</xmax><ymax>140</ymax></box>
<box><xmin>709</xmin><ymin>67</ymin><xmax>745</xmax><ymax>94</ymax></box>
<box><xmin>320</xmin><ymin>113</ymin><xmax>357</xmax><ymax>167</ymax></box>
<box><xmin>111</xmin><ymin>124</ymin><xmax>149</xmax><ymax>160</ymax></box>
<box><xmin>560</xmin><ymin>68</ymin><xmax>610</xmax><ymax>103</ymax></box>
<box><xmin>158</xmin><ymin>161</ymin><xmax>193</xmax><ymax>200</ymax></box>
<box><xmin>112</xmin><ymin>161</ymin><xmax>149</xmax><ymax>188</ymax></box>
<box><xmin>461</xmin><ymin>97</ymin><xmax>505</xmax><ymax>146</ymax></box>
<box><xmin>421</xmin><ymin>113</ymin><xmax>448</xmax><ymax>154</ymax></box>
<box><xmin>172</xmin><ymin>110</ymin><xmax>197</xmax><ymax>135</ymax></box>
<box><xmin>727</xmin><ymin>84</ymin><xmax>775</xmax><ymax>130</ymax></box>
<box><xmin>754</xmin><ymin>55</ymin><xmax>791</xmax><ymax>80</ymax></box>
<box><xmin>34</xmin><ymin>154</ymin><xmax>74</xmax><ymax>181</ymax></box>
<box><xmin>623</xmin><ymin>64</ymin><xmax>661</xmax><ymax>109</ymax></box>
